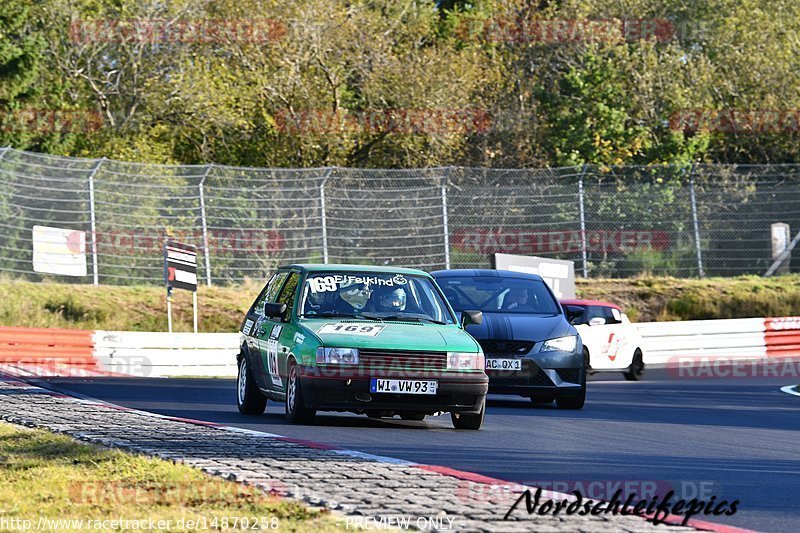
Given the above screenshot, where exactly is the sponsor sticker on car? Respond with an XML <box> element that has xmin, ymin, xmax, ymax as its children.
<box><xmin>317</xmin><ymin>323</ymin><xmax>385</xmax><ymax>336</ymax></box>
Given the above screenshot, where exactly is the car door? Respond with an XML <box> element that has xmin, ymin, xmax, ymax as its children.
<box><xmin>253</xmin><ymin>270</ymin><xmax>300</xmax><ymax>393</ymax></box>
<box><xmin>575</xmin><ymin>305</ymin><xmax>614</xmax><ymax>369</ymax></box>
<box><xmin>598</xmin><ymin>306</ymin><xmax>626</xmax><ymax>368</ymax></box>
<box><xmin>245</xmin><ymin>271</ymin><xmax>288</xmax><ymax>387</ymax></box>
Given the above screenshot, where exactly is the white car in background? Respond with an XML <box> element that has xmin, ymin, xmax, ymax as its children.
<box><xmin>560</xmin><ymin>299</ymin><xmax>645</xmax><ymax>381</ymax></box>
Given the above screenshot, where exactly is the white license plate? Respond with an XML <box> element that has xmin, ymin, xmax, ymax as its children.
<box><xmin>486</xmin><ymin>358</ymin><xmax>522</xmax><ymax>371</ymax></box>
<box><xmin>370</xmin><ymin>378</ymin><xmax>437</xmax><ymax>395</ymax></box>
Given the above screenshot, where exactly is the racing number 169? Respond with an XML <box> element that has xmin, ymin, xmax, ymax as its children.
<box><xmin>331</xmin><ymin>324</ymin><xmax>376</xmax><ymax>333</ymax></box>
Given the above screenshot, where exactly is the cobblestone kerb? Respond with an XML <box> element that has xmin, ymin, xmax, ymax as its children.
<box><xmin>0</xmin><ymin>378</ymin><xmax>705</xmax><ymax>533</ymax></box>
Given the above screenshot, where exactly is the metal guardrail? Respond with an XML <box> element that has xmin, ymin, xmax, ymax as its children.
<box><xmin>2</xmin><ymin>147</ymin><xmax>799</xmax><ymax>283</ymax></box>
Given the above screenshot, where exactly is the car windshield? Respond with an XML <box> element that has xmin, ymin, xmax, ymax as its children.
<box><xmin>298</xmin><ymin>272</ymin><xmax>456</xmax><ymax>324</ymax></box>
<box><xmin>437</xmin><ymin>276</ymin><xmax>560</xmax><ymax>315</ymax></box>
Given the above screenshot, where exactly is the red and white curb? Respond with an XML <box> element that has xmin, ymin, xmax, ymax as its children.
<box><xmin>1</xmin><ymin>375</ymin><xmax>755</xmax><ymax>533</ymax></box>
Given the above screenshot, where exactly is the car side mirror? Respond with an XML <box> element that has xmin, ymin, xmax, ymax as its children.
<box><xmin>563</xmin><ymin>305</ymin><xmax>585</xmax><ymax>324</ymax></box>
<box><xmin>589</xmin><ymin>317</ymin><xmax>606</xmax><ymax>326</ymax></box>
<box><xmin>264</xmin><ymin>302</ymin><xmax>288</xmax><ymax>319</ymax></box>
<box><xmin>461</xmin><ymin>310</ymin><xmax>483</xmax><ymax>327</ymax></box>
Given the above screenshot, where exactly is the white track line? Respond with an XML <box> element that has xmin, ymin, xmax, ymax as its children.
<box><xmin>779</xmin><ymin>384</ymin><xmax>800</xmax><ymax>397</ymax></box>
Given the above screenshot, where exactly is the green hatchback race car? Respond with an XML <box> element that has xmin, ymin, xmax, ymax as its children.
<box><xmin>237</xmin><ymin>264</ymin><xmax>489</xmax><ymax>429</ymax></box>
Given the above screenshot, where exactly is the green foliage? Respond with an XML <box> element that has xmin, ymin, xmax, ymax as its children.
<box><xmin>2</xmin><ymin>0</ymin><xmax>800</xmax><ymax>166</ymax></box>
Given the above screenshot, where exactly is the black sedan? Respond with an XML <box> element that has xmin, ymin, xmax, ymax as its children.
<box><xmin>431</xmin><ymin>269</ymin><xmax>585</xmax><ymax>409</ymax></box>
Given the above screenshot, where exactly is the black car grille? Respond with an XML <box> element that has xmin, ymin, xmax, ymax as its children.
<box><xmin>478</xmin><ymin>340</ymin><xmax>534</xmax><ymax>355</ymax></box>
<box><xmin>358</xmin><ymin>349</ymin><xmax>447</xmax><ymax>372</ymax></box>
<box><xmin>556</xmin><ymin>368</ymin><xmax>581</xmax><ymax>383</ymax></box>
<box><xmin>486</xmin><ymin>361</ymin><xmax>555</xmax><ymax>387</ymax></box>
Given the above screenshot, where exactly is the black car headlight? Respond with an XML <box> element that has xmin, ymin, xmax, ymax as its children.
<box><xmin>540</xmin><ymin>335</ymin><xmax>578</xmax><ymax>352</ymax></box>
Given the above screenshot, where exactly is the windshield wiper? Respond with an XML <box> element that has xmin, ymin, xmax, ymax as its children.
<box><xmin>299</xmin><ymin>312</ymin><xmax>356</xmax><ymax>318</ymax></box>
<box><xmin>363</xmin><ymin>314</ymin><xmax>446</xmax><ymax>325</ymax></box>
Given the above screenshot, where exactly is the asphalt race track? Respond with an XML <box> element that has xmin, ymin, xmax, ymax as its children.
<box><xmin>38</xmin><ymin>366</ymin><xmax>799</xmax><ymax>533</ymax></box>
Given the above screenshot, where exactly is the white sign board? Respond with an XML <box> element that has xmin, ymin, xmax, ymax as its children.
<box><xmin>492</xmin><ymin>253</ymin><xmax>575</xmax><ymax>298</ymax></box>
<box><xmin>32</xmin><ymin>225</ymin><xmax>87</xmax><ymax>277</ymax></box>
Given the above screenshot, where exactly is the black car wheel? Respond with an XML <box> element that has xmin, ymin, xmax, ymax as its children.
<box><xmin>237</xmin><ymin>356</ymin><xmax>267</xmax><ymax>415</ymax></box>
<box><xmin>624</xmin><ymin>349</ymin><xmax>645</xmax><ymax>381</ymax></box>
<box><xmin>556</xmin><ymin>366</ymin><xmax>586</xmax><ymax>410</ymax></box>
<box><xmin>285</xmin><ymin>360</ymin><xmax>316</xmax><ymax>424</ymax></box>
<box><xmin>451</xmin><ymin>398</ymin><xmax>485</xmax><ymax>430</ymax></box>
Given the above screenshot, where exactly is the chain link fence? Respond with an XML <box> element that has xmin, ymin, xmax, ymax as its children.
<box><xmin>1</xmin><ymin>147</ymin><xmax>798</xmax><ymax>285</ymax></box>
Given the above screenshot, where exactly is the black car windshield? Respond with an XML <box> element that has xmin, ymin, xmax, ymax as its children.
<box><xmin>299</xmin><ymin>272</ymin><xmax>455</xmax><ymax>324</ymax></box>
<box><xmin>437</xmin><ymin>276</ymin><xmax>561</xmax><ymax>315</ymax></box>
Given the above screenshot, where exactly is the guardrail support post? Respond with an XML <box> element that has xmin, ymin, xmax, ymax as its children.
<box><xmin>87</xmin><ymin>158</ymin><xmax>105</xmax><ymax>285</ymax></box>
<box><xmin>578</xmin><ymin>165</ymin><xmax>589</xmax><ymax>278</ymax></box>
<box><xmin>199</xmin><ymin>165</ymin><xmax>213</xmax><ymax>287</ymax></box>
<box><xmin>689</xmin><ymin>163</ymin><xmax>705</xmax><ymax>277</ymax></box>
<box><xmin>441</xmin><ymin>172</ymin><xmax>451</xmax><ymax>270</ymax></box>
<box><xmin>320</xmin><ymin>169</ymin><xmax>333</xmax><ymax>264</ymax></box>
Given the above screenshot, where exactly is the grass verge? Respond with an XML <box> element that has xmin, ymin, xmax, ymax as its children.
<box><xmin>1</xmin><ymin>275</ymin><xmax>799</xmax><ymax>331</ymax></box>
<box><xmin>0</xmin><ymin>422</ymin><xmax>344</xmax><ymax>531</ymax></box>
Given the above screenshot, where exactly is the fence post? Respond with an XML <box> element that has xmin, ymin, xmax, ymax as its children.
<box><xmin>688</xmin><ymin>162</ymin><xmax>705</xmax><ymax>277</ymax></box>
<box><xmin>199</xmin><ymin>165</ymin><xmax>213</xmax><ymax>287</ymax></box>
<box><xmin>578</xmin><ymin>165</ymin><xmax>589</xmax><ymax>278</ymax></box>
<box><xmin>441</xmin><ymin>170</ymin><xmax>451</xmax><ymax>270</ymax></box>
<box><xmin>320</xmin><ymin>168</ymin><xmax>333</xmax><ymax>264</ymax></box>
<box><xmin>87</xmin><ymin>158</ymin><xmax>105</xmax><ymax>285</ymax></box>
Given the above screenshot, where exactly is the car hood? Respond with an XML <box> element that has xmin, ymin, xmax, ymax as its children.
<box><xmin>463</xmin><ymin>312</ymin><xmax>571</xmax><ymax>342</ymax></box>
<box><xmin>300</xmin><ymin>319</ymin><xmax>480</xmax><ymax>353</ymax></box>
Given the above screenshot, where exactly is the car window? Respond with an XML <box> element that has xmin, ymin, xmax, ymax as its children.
<box><xmin>277</xmin><ymin>272</ymin><xmax>301</xmax><ymax>317</ymax></box>
<box><xmin>585</xmin><ymin>306</ymin><xmax>606</xmax><ymax>323</ymax></box>
<box><xmin>299</xmin><ymin>272</ymin><xmax>455</xmax><ymax>324</ymax></box>
<box><xmin>604</xmin><ymin>306</ymin><xmax>623</xmax><ymax>324</ymax></box>
<box><xmin>437</xmin><ymin>276</ymin><xmax>560</xmax><ymax>314</ymax></box>
<box><xmin>566</xmin><ymin>305</ymin><xmax>588</xmax><ymax>325</ymax></box>
<box><xmin>252</xmin><ymin>271</ymin><xmax>288</xmax><ymax>315</ymax></box>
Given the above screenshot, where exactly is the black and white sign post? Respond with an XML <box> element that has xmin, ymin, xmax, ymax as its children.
<box><xmin>163</xmin><ymin>240</ymin><xmax>199</xmax><ymax>333</ymax></box>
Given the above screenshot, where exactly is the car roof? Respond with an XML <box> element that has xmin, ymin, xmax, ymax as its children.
<box><xmin>559</xmin><ymin>299</ymin><xmax>622</xmax><ymax>311</ymax></box>
<box><xmin>284</xmin><ymin>263</ymin><xmax>430</xmax><ymax>276</ymax></box>
<box><xmin>430</xmin><ymin>268</ymin><xmax>545</xmax><ymax>282</ymax></box>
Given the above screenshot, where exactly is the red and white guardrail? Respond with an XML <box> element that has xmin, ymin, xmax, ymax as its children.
<box><xmin>1</xmin><ymin>316</ymin><xmax>799</xmax><ymax>378</ymax></box>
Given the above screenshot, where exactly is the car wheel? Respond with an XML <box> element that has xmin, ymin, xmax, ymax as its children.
<box><xmin>237</xmin><ymin>356</ymin><xmax>267</xmax><ymax>415</ymax></box>
<box><xmin>400</xmin><ymin>413</ymin><xmax>426</xmax><ymax>421</ymax></box>
<box><xmin>624</xmin><ymin>349</ymin><xmax>645</xmax><ymax>381</ymax></box>
<box><xmin>285</xmin><ymin>360</ymin><xmax>316</xmax><ymax>424</ymax></box>
<box><xmin>451</xmin><ymin>398</ymin><xmax>485</xmax><ymax>430</ymax></box>
<box><xmin>556</xmin><ymin>367</ymin><xmax>586</xmax><ymax>410</ymax></box>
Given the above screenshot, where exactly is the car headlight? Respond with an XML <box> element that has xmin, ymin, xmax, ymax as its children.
<box><xmin>540</xmin><ymin>335</ymin><xmax>578</xmax><ymax>352</ymax></box>
<box><xmin>316</xmin><ymin>347</ymin><xmax>359</xmax><ymax>365</ymax></box>
<box><xmin>447</xmin><ymin>351</ymin><xmax>484</xmax><ymax>370</ymax></box>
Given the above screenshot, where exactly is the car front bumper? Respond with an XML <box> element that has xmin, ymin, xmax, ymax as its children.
<box><xmin>298</xmin><ymin>366</ymin><xmax>488</xmax><ymax>414</ymax></box>
<box><xmin>485</xmin><ymin>350</ymin><xmax>584</xmax><ymax>397</ymax></box>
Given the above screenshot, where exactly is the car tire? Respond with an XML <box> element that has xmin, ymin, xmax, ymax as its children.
<box><xmin>400</xmin><ymin>413</ymin><xmax>426</xmax><ymax>421</ymax></box>
<box><xmin>451</xmin><ymin>398</ymin><xmax>485</xmax><ymax>430</ymax></box>
<box><xmin>556</xmin><ymin>366</ymin><xmax>586</xmax><ymax>410</ymax></box>
<box><xmin>285</xmin><ymin>360</ymin><xmax>316</xmax><ymax>424</ymax></box>
<box><xmin>624</xmin><ymin>350</ymin><xmax>645</xmax><ymax>381</ymax></box>
<box><xmin>237</xmin><ymin>356</ymin><xmax>267</xmax><ymax>415</ymax></box>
